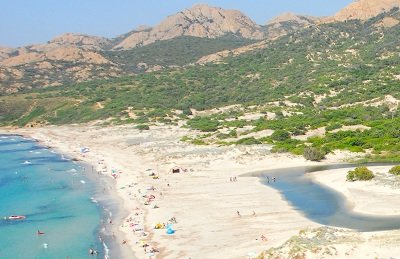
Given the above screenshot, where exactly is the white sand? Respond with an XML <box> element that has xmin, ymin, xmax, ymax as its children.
<box><xmin>311</xmin><ymin>166</ymin><xmax>400</xmax><ymax>215</ymax></box>
<box><xmin>3</xmin><ymin>124</ymin><xmax>400</xmax><ymax>258</ymax></box>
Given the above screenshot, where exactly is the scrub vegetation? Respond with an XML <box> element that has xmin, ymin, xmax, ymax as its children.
<box><xmin>2</xmin><ymin>9</ymin><xmax>400</xmax><ymax>160</ymax></box>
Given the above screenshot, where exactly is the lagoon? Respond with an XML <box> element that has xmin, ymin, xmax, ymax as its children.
<box><xmin>252</xmin><ymin>164</ymin><xmax>400</xmax><ymax>232</ymax></box>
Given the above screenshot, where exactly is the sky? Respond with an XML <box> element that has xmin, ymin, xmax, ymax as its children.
<box><xmin>0</xmin><ymin>0</ymin><xmax>354</xmax><ymax>47</ymax></box>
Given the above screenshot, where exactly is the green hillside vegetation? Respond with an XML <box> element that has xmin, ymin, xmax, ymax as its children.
<box><xmin>104</xmin><ymin>34</ymin><xmax>257</xmax><ymax>71</ymax></box>
<box><xmin>2</xmin><ymin>9</ymin><xmax>400</xmax><ymax>160</ymax></box>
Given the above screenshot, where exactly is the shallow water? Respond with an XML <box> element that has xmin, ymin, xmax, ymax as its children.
<box><xmin>0</xmin><ymin>135</ymin><xmax>105</xmax><ymax>258</ymax></box>
<box><xmin>251</xmin><ymin>164</ymin><xmax>400</xmax><ymax>231</ymax></box>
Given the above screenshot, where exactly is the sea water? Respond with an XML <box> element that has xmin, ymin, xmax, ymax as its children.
<box><xmin>0</xmin><ymin>135</ymin><xmax>105</xmax><ymax>259</ymax></box>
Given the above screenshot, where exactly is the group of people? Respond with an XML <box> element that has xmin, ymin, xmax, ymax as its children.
<box><xmin>88</xmin><ymin>248</ymin><xmax>98</xmax><ymax>255</ymax></box>
<box><xmin>230</xmin><ymin>176</ymin><xmax>238</xmax><ymax>182</ymax></box>
<box><xmin>266</xmin><ymin>176</ymin><xmax>276</xmax><ymax>184</ymax></box>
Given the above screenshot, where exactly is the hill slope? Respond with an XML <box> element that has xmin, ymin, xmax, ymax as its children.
<box><xmin>0</xmin><ymin>4</ymin><xmax>265</xmax><ymax>93</ymax></box>
<box><xmin>113</xmin><ymin>4</ymin><xmax>264</xmax><ymax>50</ymax></box>
<box><xmin>2</xmin><ymin>8</ymin><xmax>400</xmax><ymax>125</ymax></box>
<box><xmin>1</xmin><ymin>1</ymin><xmax>398</xmax><ymax>94</ymax></box>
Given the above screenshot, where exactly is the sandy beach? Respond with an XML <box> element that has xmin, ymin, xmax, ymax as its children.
<box><xmin>3</xmin><ymin>124</ymin><xmax>400</xmax><ymax>258</ymax></box>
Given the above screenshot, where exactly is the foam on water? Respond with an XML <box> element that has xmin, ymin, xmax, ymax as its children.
<box><xmin>0</xmin><ymin>135</ymin><xmax>106</xmax><ymax>258</ymax></box>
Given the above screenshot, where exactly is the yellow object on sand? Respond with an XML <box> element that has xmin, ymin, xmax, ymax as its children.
<box><xmin>154</xmin><ymin>223</ymin><xmax>164</xmax><ymax>229</ymax></box>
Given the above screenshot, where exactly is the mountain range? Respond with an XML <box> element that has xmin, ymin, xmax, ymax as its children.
<box><xmin>1</xmin><ymin>0</ymin><xmax>400</xmax><ymax>93</ymax></box>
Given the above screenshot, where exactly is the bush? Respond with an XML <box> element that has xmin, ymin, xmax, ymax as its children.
<box><xmin>303</xmin><ymin>147</ymin><xmax>326</xmax><ymax>161</ymax></box>
<box><xmin>182</xmin><ymin>107</ymin><xmax>193</xmax><ymax>116</ymax></box>
<box><xmin>271</xmin><ymin>129</ymin><xmax>291</xmax><ymax>141</ymax></box>
<box><xmin>191</xmin><ymin>139</ymin><xmax>207</xmax><ymax>145</ymax></box>
<box><xmin>187</xmin><ymin>117</ymin><xmax>220</xmax><ymax>132</ymax></box>
<box><xmin>326</xmin><ymin>123</ymin><xmax>342</xmax><ymax>131</ymax></box>
<box><xmin>271</xmin><ymin>146</ymin><xmax>288</xmax><ymax>153</ymax></box>
<box><xmin>236</xmin><ymin>137</ymin><xmax>262</xmax><ymax>145</ymax></box>
<box><xmin>346</xmin><ymin>166</ymin><xmax>374</xmax><ymax>181</ymax></box>
<box><xmin>136</xmin><ymin>124</ymin><xmax>150</xmax><ymax>130</ymax></box>
<box><xmin>389</xmin><ymin>165</ymin><xmax>400</xmax><ymax>175</ymax></box>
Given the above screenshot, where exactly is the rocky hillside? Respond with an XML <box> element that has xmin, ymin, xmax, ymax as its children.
<box><xmin>0</xmin><ymin>34</ymin><xmax>121</xmax><ymax>93</ymax></box>
<box><xmin>1</xmin><ymin>0</ymin><xmax>399</xmax><ymax>93</ymax></box>
<box><xmin>2</xmin><ymin>7</ymin><xmax>400</xmax><ymax>127</ymax></box>
<box><xmin>334</xmin><ymin>0</ymin><xmax>400</xmax><ymax>21</ymax></box>
<box><xmin>266</xmin><ymin>12</ymin><xmax>320</xmax><ymax>38</ymax></box>
<box><xmin>0</xmin><ymin>4</ymin><xmax>267</xmax><ymax>93</ymax></box>
<box><xmin>113</xmin><ymin>4</ymin><xmax>264</xmax><ymax>50</ymax></box>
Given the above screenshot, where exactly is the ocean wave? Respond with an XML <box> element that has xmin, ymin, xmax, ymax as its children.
<box><xmin>103</xmin><ymin>241</ymin><xmax>110</xmax><ymax>259</ymax></box>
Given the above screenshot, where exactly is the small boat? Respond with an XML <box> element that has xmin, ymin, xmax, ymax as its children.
<box><xmin>8</xmin><ymin>215</ymin><xmax>26</xmax><ymax>220</ymax></box>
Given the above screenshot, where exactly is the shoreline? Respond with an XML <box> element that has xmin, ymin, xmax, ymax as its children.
<box><xmin>310</xmin><ymin>165</ymin><xmax>400</xmax><ymax>216</ymax></box>
<box><xmin>1</xmin><ymin>132</ymin><xmax>135</xmax><ymax>258</ymax></box>
<box><xmin>2</xmin><ymin>125</ymin><xmax>400</xmax><ymax>258</ymax></box>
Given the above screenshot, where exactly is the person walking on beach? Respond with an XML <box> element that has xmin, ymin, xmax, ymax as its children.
<box><xmin>272</xmin><ymin>176</ymin><xmax>276</xmax><ymax>182</ymax></box>
<box><xmin>266</xmin><ymin>176</ymin><xmax>270</xmax><ymax>184</ymax></box>
<box><xmin>237</xmin><ymin>210</ymin><xmax>241</xmax><ymax>217</ymax></box>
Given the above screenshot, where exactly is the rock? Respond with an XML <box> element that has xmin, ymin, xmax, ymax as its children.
<box><xmin>49</xmin><ymin>33</ymin><xmax>111</xmax><ymax>50</ymax></box>
<box><xmin>266</xmin><ymin>12</ymin><xmax>320</xmax><ymax>38</ymax></box>
<box><xmin>334</xmin><ymin>0</ymin><xmax>400</xmax><ymax>21</ymax></box>
<box><xmin>113</xmin><ymin>4</ymin><xmax>264</xmax><ymax>50</ymax></box>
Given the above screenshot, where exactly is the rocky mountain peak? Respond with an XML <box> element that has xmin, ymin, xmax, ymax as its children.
<box><xmin>134</xmin><ymin>25</ymin><xmax>152</xmax><ymax>32</ymax></box>
<box><xmin>265</xmin><ymin>12</ymin><xmax>319</xmax><ymax>39</ymax></box>
<box><xmin>113</xmin><ymin>4</ymin><xmax>263</xmax><ymax>50</ymax></box>
<box><xmin>334</xmin><ymin>0</ymin><xmax>400</xmax><ymax>21</ymax></box>
<box><xmin>267</xmin><ymin>12</ymin><xmax>318</xmax><ymax>25</ymax></box>
<box><xmin>49</xmin><ymin>33</ymin><xmax>111</xmax><ymax>50</ymax></box>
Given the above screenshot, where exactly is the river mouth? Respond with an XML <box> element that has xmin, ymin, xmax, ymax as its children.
<box><xmin>247</xmin><ymin>164</ymin><xmax>400</xmax><ymax>232</ymax></box>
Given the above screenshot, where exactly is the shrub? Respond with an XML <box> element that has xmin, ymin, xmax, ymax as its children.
<box><xmin>303</xmin><ymin>147</ymin><xmax>326</xmax><ymax>161</ymax></box>
<box><xmin>187</xmin><ymin>117</ymin><xmax>220</xmax><ymax>132</ymax></box>
<box><xmin>271</xmin><ymin>129</ymin><xmax>291</xmax><ymax>141</ymax></box>
<box><xmin>271</xmin><ymin>146</ymin><xmax>288</xmax><ymax>153</ymax></box>
<box><xmin>191</xmin><ymin>139</ymin><xmax>207</xmax><ymax>145</ymax></box>
<box><xmin>182</xmin><ymin>107</ymin><xmax>193</xmax><ymax>116</ymax></box>
<box><xmin>389</xmin><ymin>165</ymin><xmax>400</xmax><ymax>175</ymax></box>
<box><xmin>346</xmin><ymin>166</ymin><xmax>374</xmax><ymax>181</ymax></box>
<box><xmin>325</xmin><ymin>123</ymin><xmax>342</xmax><ymax>131</ymax></box>
<box><xmin>236</xmin><ymin>137</ymin><xmax>262</xmax><ymax>145</ymax></box>
<box><xmin>136</xmin><ymin>124</ymin><xmax>150</xmax><ymax>130</ymax></box>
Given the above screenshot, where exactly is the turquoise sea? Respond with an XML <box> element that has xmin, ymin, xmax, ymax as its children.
<box><xmin>0</xmin><ymin>135</ymin><xmax>108</xmax><ymax>259</ymax></box>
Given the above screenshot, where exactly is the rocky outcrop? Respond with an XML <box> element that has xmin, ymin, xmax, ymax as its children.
<box><xmin>48</xmin><ymin>33</ymin><xmax>111</xmax><ymax>50</ymax></box>
<box><xmin>0</xmin><ymin>46</ymin><xmax>17</xmax><ymax>62</ymax></box>
<box><xmin>267</xmin><ymin>12</ymin><xmax>319</xmax><ymax>26</ymax></box>
<box><xmin>334</xmin><ymin>0</ymin><xmax>400</xmax><ymax>21</ymax></box>
<box><xmin>113</xmin><ymin>4</ymin><xmax>264</xmax><ymax>50</ymax></box>
<box><xmin>1</xmin><ymin>45</ymin><xmax>111</xmax><ymax>67</ymax></box>
<box><xmin>196</xmin><ymin>40</ymin><xmax>268</xmax><ymax>65</ymax></box>
<box><xmin>266</xmin><ymin>12</ymin><xmax>320</xmax><ymax>38</ymax></box>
